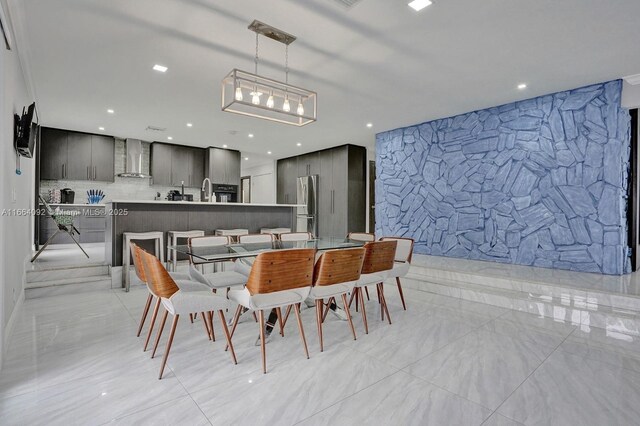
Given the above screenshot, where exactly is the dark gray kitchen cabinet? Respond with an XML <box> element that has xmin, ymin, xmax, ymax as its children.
<box><xmin>171</xmin><ymin>146</ymin><xmax>191</xmax><ymax>186</ymax></box>
<box><xmin>297</xmin><ymin>152</ymin><xmax>319</xmax><ymax>177</ymax></box>
<box><xmin>151</xmin><ymin>143</ymin><xmax>173</xmax><ymax>186</ymax></box>
<box><xmin>91</xmin><ymin>135</ymin><xmax>115</xmax><ymax>182</ymax></box>
<box><xmin>189</xmin><ymin>148</ymin><xmax>205</xmax><ymax>187</ymax></box>
<box><xmin>277</xmin><ymin>156</ymin><xmax>298</xmax><ymax>204</ymax></box>
<box><xmin>40</xmin><ymin>128</ymin><xmax>115</xmax><ymax>182</ymax></box>
<box><xmin>40</xmin><ymin>128</ymin><xmax>68</xmax><ymax>180</ymax></box>
<box><xmin>206</xmin><ymin>148</ymin><xmax>241</xmax><ymax>186</ymax></box>
<box><xmin>279</xmin><ymin>144</ymin><xmax>366</xmax><ymax>237</ymax></box>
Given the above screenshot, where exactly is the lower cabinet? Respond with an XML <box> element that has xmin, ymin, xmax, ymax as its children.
<box><xmin>38</xmin><ymin>206</ymin><xmax>107</xmax><ymax>244</ymax></box>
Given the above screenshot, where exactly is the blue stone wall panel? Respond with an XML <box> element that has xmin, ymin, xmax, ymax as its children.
<box><xmin>375</xmin><ymin>80</ymin><xmax>631</xmax><ymax>275</ymax></box>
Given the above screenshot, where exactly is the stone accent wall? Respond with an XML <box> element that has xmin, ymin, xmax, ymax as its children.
<box><xmin>375</xmin><ymin>80</ymin><xmax>631</xmax><ymax>275</ymax></box>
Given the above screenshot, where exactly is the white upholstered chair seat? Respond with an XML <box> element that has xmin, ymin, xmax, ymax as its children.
<box><xmin>189</xmin><ymin>265</ymin><xmax>247</xmax><ymax>289</ymax></box>
<box><xmin>308</xmin><ymin>282</ymin><xmax>356</xmax><ymax>300</ymax></box>
<box><xmin>387</xmin><ymin>261</ymin><xmax>410</xmax><ymax>278</ymax></box>
<box><xmin>174</xmin><ymin>279</ymin><xmax>211</xmax><ymax>292</ymax></box>
<box><xmin>161</xmin><ymin>290</ymin><xmax>230</xmax><ymax>316</ymax></box>
<box><xmin>169</xmin><ymin>271</ymin><xmax>190</xmax><ymax>281</ymax></box>
<box><xmin>355</xmin><ymin>272</ymin><xmax>386</xmax><ymax>287</ymax></box>
<box><xmin>228</xmin><ymin>287</ymin><xmax>310</xmax><ymax>311</ymax></box>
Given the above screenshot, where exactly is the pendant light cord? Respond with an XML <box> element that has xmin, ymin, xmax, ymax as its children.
<box><xmin>254</xmin><ymin>32</ymin><xmax>259</xmax><ymax>75</ymax></box>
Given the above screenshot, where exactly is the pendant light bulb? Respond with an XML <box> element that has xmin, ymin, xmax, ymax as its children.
<box><xmin>297</xmin><ymin>102</ymin><xmax>304</xmax><ymax>116</ymax></box>
<box><xmin>235</xmin><ymin>87</ymin><xmax>243</xmax><ymax>101</ymax></box>
<box><xmin>266</xmin><ymin>94</ymin><xmax>275</xmax><ymax>109</ymax></box>
<box><xmin>283</xmin><ymin>98</ymin><xmax>290</xmax><ymax>112</ymax></box>
<box><xmin>250</xmin><ymin>91</ymin><xmax>262</xmax><ymax>105</ymax></box>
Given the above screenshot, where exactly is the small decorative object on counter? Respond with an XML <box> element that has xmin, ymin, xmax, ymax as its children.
<box><xmin>87</xmin><ymin>189</ymin><xmax>105</xmax><ymax>204</ymax></box>
<box><xmin>49</xmin><ymin>188</ymin><xmax>61</xmax><ymax>204</ymax></box>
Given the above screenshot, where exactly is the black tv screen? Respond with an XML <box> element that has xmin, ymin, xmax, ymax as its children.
<box><xmin>15</xmin><ymin>102</ymin><xmax>36</xmax><ymax>158</ymax></box>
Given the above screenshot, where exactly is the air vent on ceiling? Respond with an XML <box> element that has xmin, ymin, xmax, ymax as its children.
<box><xmin>625</xmin><ymin>74</ymin><xmax>640</xmax><ymax>86</ymax></box>
<box><xmin>145</xmin><ymin>125</ymin><xmax>166</xmax><ymax>132</ymax></box>
<box><xmin>333</xmin><ymin>0</ymin><xmax>364</xmax><ymax>9</ymax></box>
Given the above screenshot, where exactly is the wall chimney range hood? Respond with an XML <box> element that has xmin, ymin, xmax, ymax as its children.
<box><xmin>118</xmin><ymin>139</ymin><xmax>150</xmax><ymax>178</ymax></box>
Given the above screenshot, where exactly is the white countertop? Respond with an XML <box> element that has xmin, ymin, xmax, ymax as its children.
<box><xmin>107</xmin><ymin>200</ymin><xmax>303</xmax><ymax>208</ymax></box>
<box><xmin>41</xmin><ymin>203</ymin><xmax>106</xmax><ymax>207</ymax></box>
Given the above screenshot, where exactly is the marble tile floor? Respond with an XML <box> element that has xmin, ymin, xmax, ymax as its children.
<box><xmin>2</xmin><ymin>283</ymin><xmax>640</xmax><ymax>425</ymax></box>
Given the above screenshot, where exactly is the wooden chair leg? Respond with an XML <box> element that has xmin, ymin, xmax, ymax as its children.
<box><xmin>396</xmin><ymin>277</ymin><xmax>407</xmax><ymax>310</ymax></box>
<box><xmin>202</xmin><ymin>312</ymin><xmax>212</xmax><ymax>340</ymax></box>
<box><xmin>378</xmin><ymin>283</ymin><xmax>392</xmax><ymax>325</ymax></box>
<box><xmin>225</xmin><ymin>305</ymin><xmax>243</xmax><ymax>352</ymax></box>
<box><xmin>209</xmin><ymin>311</ymin><xmax>216</xmax><ymax>342</ymax></box>
<box><xmin>137</xmin><ymin>293</ymin><xmax>153</xmax><ymax>337</ymax></box>
<box><xmin>159</xmin><ymin>314</ymin><xmax>179</xmax><ymax>380</ymax></box>
<box><xmin>359</xmin><ymin>288</ymin><xmax>369</xmax><ymax>334</ymax></box>
<box><xmin>218</xmin><ymin>310</ymin><xmax>237</xmax><ymax>365</ymax></box>
<box><xmin>378</xmin><ymin>285</ymin><xmax>384</xmax><ymax>321</ymax></box>
<box><xmin>348</xmin><ymin>290</ymin><xmax>356</xmax><ymax>308</ymax></box>
<box><xmin>316</xmin><ymin>299</ymin><xmax>324</xmax><ymax>352</ymax></box>
<box><xmin>364</xmin><ymin>286</ymin><xmax>370</xmax><ymax>300</ymax></box>
<box><xmin>190</xmin><ymin>313</ymin><xmax>194</xmax><ymax>323</ymax></box>
<box><xmin>282</xmin><ymin>305</ymin><xmax>293</xmax><ymax>329</ymax></box>
<box><xmin>276</xmin><ymin>307</ymin><xmax>284</xmax><ymax>337</ymax></box>
<box><xmin>355</xmin><ymin>288</ymin><xmax>360</xmax><ymax>312</ymax></box>
<box><xmin>293</xmin><ymin>303</ymin><xmax>310</xmax><ymax>359</ymax></box>
<box><xmin>258</xmin><ymin>310</ymin><xmax>267</xmax><ymax>374</ymax></box>
<box><xmin>151</xmin><ymin>310</ymin><xmax>169</xmax><ymax>359</ymax></box>
<box><xmin>342</xmin><ymin>293</ymin><xmax>357</xmax><ymax>340</ymax></box>
<box><xmin>143</xmin><ymin>297</ymin><xmax>162</xmax><ymax>351</ymax></box>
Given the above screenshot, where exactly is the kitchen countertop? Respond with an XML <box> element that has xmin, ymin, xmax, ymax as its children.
<box><xmin>108</xmin><ymin>200</ymin><xmax>304</xmax><ymax>208</ymax></box>
<box><xmin>41</xmin><ymin>203</ymin><xmax>106</xmax><ymax>207</ymax></box>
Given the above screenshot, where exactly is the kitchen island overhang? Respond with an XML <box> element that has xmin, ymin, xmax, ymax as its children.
<box><xmin>105</xmin><ymin>200</ymin><xmax>302</xmax><ymax>268</ymax></box>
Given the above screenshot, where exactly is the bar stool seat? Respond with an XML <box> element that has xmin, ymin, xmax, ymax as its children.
<box><xmin>215</xmin><ymin>229</ymin><xmax>249</xmax><ymax>242</ymax></box>
<box><xmin>260</xmin><ymin>228</ymin><xmax>291</xmax><ymax>237</ymax></box>
<box><xmin>167</xmin><ymin>230</ymin><xmax>205</xmax><ymax>271</ymax></box>
<box><xmin>123</xmin><ymin>231</ymin><xmax>164</xmax><ymax>292</ymax></box>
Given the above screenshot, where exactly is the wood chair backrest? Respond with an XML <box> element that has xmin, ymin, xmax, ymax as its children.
<box><xmin>361</xmin><ymin>240</ymin><xmax>397</xmax><ymax>274</ymax></box>
<box><xmin>130</xmin><ymin>242</ymin><xmax>147</xmax><ymax>283</ymax></box>
<box><xmin>347</xmin><ymin>232</ymin><xmax>375</xmax><ymax>242</ymax></box>
<box><xmin>137</xmin><ymin>245</ymin><xmax>180</xmax><ymax>299</ymax></box>
<box><xmin>313</xmin><ymin>248</ymin><xmax>365</xmax><ymax>287</ymax></box>
<box><xmin>279</xmin><ymin>232</ymin><xmax>312</xmax><ymax>242</ymax></box>
<box><xmin>246</xmin><ymin>248</ymin><xmax>315</xmax><ymax>295</ymax></box>
<box><xmin>239</xmin><ymin>233</ymin><xmax>275</xmax><ymax>244</ymax></box>
<box><xmin>379</xmin><ymin>237</ymin><xmax>415</xmax><ymax>263</ymax></box>
<box><xmin>188</xmin><ymin>235</ymin><xmax>230</xmax><ymax>264</ymax></box>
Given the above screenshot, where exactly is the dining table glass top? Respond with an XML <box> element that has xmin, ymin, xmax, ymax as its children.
<box><xmin>168</xmin><ymin>237</ymin><xmax>366</xmax><ymax>262</ymax></box>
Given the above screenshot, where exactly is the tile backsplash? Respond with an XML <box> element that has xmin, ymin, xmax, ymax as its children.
<box><xmin>39</xmin><ymin>139</ymin><xmax>202</xmax><ymax>203</ymax></box>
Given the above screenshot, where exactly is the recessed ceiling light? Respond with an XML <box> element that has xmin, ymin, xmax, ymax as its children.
<box><xmin>408</xmin><ymin>0</ymin><xmax>432</xmax><ymax>12</ymax></box>
<box><xmin>107</xmin><ymin>109</ymin><xmax>114</xmax><ymax>114</ymax></box>
<box><xmin>366</xmin><ymin>123</ymin><xmax>373</xmax><ymax>128</ymax></box>
<box><xmin>153</xmin><ymin>64</ymin><xmax>168</xmax><ymax>73</ymax></box>
<box><xmin>98</xmin><ymin>127</ymin><xmax>105</xmax><ymax>131</ymax></box>
<box><xmin>248</xmin><ymin>133</ymin><xmax>254</xmax><ymax>138</ymax></box>
<box><xmin>222</xmin><ymin>144</ymin><xmax>228</xmax><ymax>148</ymax></box>
<box><xmin>297</xmin><ymin>143</ymin><xmax>302</xmax><ymax>146</ymax></box>
<box><xmin>167</xmin><ymin>136</ymin><xmax>173</xmax><ymax>140</ymax></box>
<box><xmin>186</xmin><ymin>123</ymin><xmax>193</xmax><ymax>127</ymax></box>
<box><xmin>518</xmin><ymin>83</ymin><xmax>527</xmax><ymax>90</ymax></box>
<box><xmin>244</xmin><ymin>157</ymin><xmax>249</xmax><ymax>161</ymax></box>
<box><xmin>267</xmin><ymin>151</ymin><xmax>272</xmax><ymax>155</ymax></box>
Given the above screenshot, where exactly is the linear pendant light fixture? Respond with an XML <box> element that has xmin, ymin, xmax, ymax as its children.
<box><xmin>222</xmin><ymin>20</ymin><xmax>317</xmax><ymax>126</ymax></box>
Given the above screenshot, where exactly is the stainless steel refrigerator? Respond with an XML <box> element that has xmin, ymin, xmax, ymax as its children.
<box><xmin>296</xmin><ymin>175</ymin><xmax>318</xmax><ymax>236</ymax></box>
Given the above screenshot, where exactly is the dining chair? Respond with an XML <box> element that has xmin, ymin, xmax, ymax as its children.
<box><xmin>280</xmin><ymin>232</ymin><xmax>313</xmax><ymax>242</ymax></box>
<box><xmin>347</xmin><ymin>232</ymin><xmax>375</xmax><ymax>242</ymax></box>
<box><xmin>238</xmin><ymin>234</ymin><xmax>275</xmax><ymax>244</ymax></box>
<box><xmin>379</xmin><ymin>237</ymin><xmax>414</xmax><ymax>311</ymax></box>
<box><xmin>350</xmin><ymin>240</ymin><xmax>397</xmax><ymax>334</ymax></box>
<box><xmin>188</xmin><ymin>235</ymin><xmax>229</xmax><ymax>273</ymax></box>
<box><xmin>188</xmin><ymin>236</ymin><xmax>247</xmax><ymax>290</ymax></box>
<box><xmin>131</xmin><ymin>242</ymin><xmax>212</xmax><ymax>352</ymax></box>
<box><xmin>137</xmin><ymin>246</ymin><xmax>237</xmax><ymax>379</ymax></box>
<box><xmin>309</xmin><ymin>248</ymin><xmax>364</xmax><ymax>352</ymax></box>
<box><xmin>228</xmin><ymin>248</ymin><xmax>316</xmax><ymax>374</ymax></box>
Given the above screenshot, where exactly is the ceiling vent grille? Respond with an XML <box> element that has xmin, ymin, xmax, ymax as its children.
<box><xmin>145</xmin><ymin>125</ymin><xmax>166</xmax><ymax>132</ymax></box>
<box><xmin>333</xmin><ymin>0</ymin><xmax>364</xmax><ymax>9</ymax></box>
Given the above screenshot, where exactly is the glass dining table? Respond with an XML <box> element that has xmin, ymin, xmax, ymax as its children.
<box><xmin>168</xmin><ymin>237</ymin><xmax>366</xmax><ymax>262</ymax></box>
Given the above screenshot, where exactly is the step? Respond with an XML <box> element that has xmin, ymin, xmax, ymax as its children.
<box><xmin>24</xmin><ymin>275</ymin><xmax>112</xmax><ymax>299</ymax></box>
<box><xmin>409</xmin><ymin>261</ymin><xmax>640</xmax><ymax>312</ymax></box>
<box><xmin>26</xmin><ymin>264</ymin><xmax>110</xmax><ymax>283</ymax></box>
<box><xmin>403</xmin><ymin>274</ymin><xmax>640</xmax><ymax>336</ymax></box>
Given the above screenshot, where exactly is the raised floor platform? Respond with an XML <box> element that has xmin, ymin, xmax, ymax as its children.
<box><xmin>406</xmin><ymin>254</ymin><xmax>640</xmax><ymax>336</ymax></box>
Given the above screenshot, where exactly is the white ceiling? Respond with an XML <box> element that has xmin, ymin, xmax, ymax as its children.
<box><xmin>11</xmin><ymin>0</ymin><xmax>640</xmax><ymax>167</ymax></box>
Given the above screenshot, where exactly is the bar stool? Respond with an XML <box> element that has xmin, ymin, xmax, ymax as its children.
<box><xmin>215</xmin><ymin>229</ymin><xmax>249</xmax><ymax>243</ymax></box>
<box><xmin>280</xmin><ymin>232</ymin><xmax>312</xmax><ymax>242</ymax></box>
<box><xmin>347</xmin><ymin>232</ymin><xmax>375</xmax><ymax>242</ymax></box>
<box><xmin>260</xmin><ymin>228</ymin><xmax>292</xmax><ymax>239</ymax></box>
<box><xmin>167</xmin><ymin>230</ymin><xmax>204</xmax><ymax>272</ymax></box>
<box><xmin>123</xmin><ymin>231</ymin><xmax>164</xmax><ymax>292</ymax></box>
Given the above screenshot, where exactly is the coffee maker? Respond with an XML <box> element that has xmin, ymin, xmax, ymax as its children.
<box><xmin>60</xmin><ymin>188</ymin><xmax>75</xmax><ymax>204</ymax></box>
<box><xmin>212</xmin><ymin>184</ymin><xmax>238</xmax><ymax>203</ymax></box>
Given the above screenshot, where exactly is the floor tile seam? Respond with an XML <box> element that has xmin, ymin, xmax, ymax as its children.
<box><xmin>491</xmin><ymin>326</ymin><xmax>577</xmax><ymax>423</ymax></box>
<box><xmin>290</xmin><ymin>369</ymin><xmax>405</xmax><ymax>425</ymax></box>
<box><xmin>160</xmin><ymin>361</ymin><xmax>214</xmax><ymax>425</ymax></box>
<box><xmin>95</xmin><ymin>394</ymin><xmax>190</xmax><ymax>426</ymax></box>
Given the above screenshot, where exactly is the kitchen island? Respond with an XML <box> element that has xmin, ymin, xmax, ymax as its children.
<box><xmin>105</xmin><ymin>200</ymin><xmax>301</xmax><ymax>267</ymax></box>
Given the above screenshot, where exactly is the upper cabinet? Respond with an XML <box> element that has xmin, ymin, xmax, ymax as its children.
<box><xmin>277</xmin><ymin>156</ymin><xmax>298</xmax><ymax>204</ymax></box>
<box><xmin>40</xmin><ymin>127</ymin><xmax>115</xmax><ymax>182</ymax></box>
<box><xmin>297</xmin><ymin>152</ymin><xmax>319</xmax><ymax>177</ymax></box>
<box><xmin>206</xmin><ymin>148</ymin><xmax>241</xmax><ymax>186</ymax></box>
<box><xmin>151</xmin><ymin>143</ymin><xmax>206</xmax><ymax>187</ymax></box>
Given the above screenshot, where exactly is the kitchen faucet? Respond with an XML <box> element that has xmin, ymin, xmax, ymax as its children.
<box><xmin>202</xmin><ymin>178</ymin><xmax>214</xmax><ymax>202</ymax></box>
